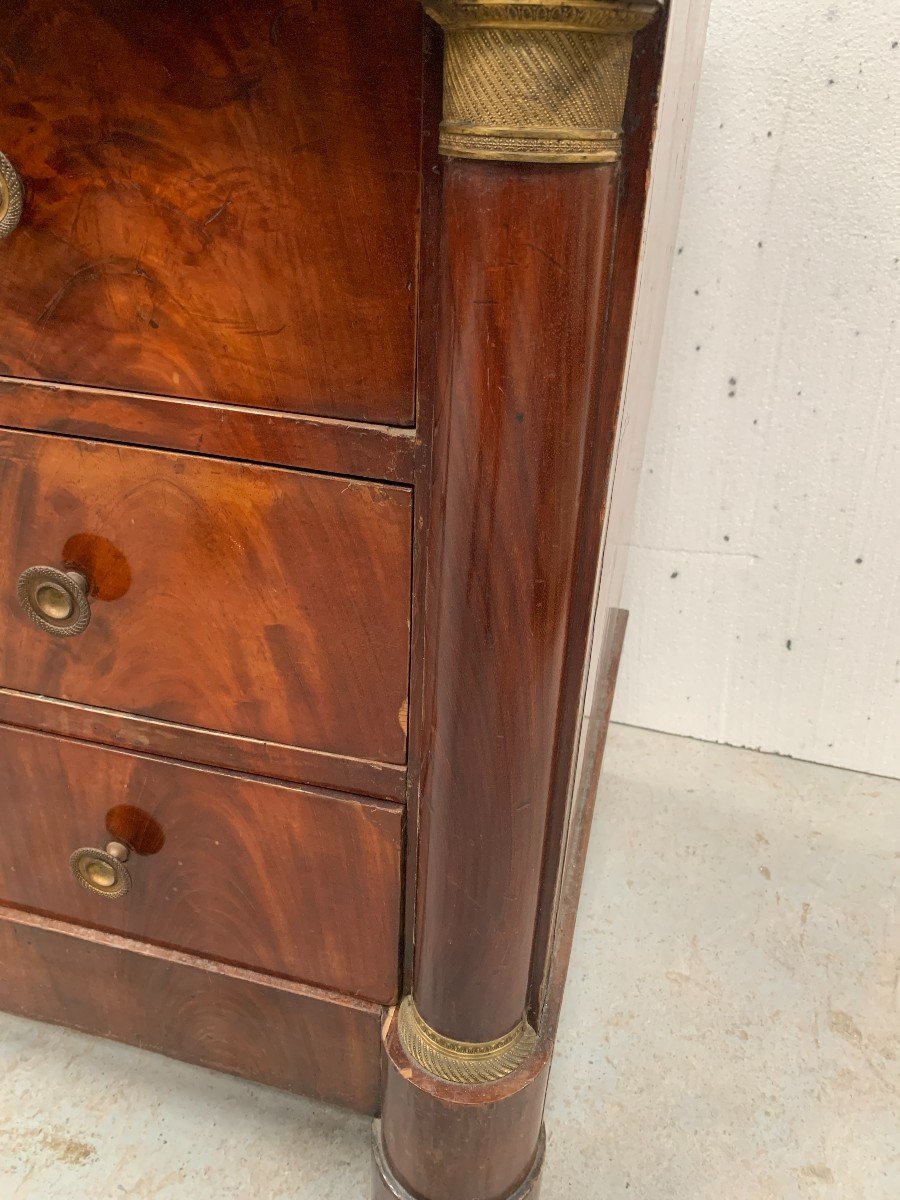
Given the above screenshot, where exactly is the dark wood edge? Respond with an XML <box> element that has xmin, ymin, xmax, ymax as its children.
<box><xmin>0</xmin><ymin>904</ymin><xmax>384</xmax><ymax>1113</ymax></box>
<box><xmin>0</xmin><ymin>688</ymin><xmax>408</xmax><ymax>803</ymax></box>
<box><xmin>401</xmin><ymin>13</ymin><xmax>444</xmax><ymax>987</ymax></box>
<box><xmin>540</xmin><ymin>607</ymin><xmax>629</xmax><ymax>1039</ymax></box>
<box><xmin>526</xmin><ymin>13</ymin><xmax>669</xmax><ymax>1013</ymax></box>
<box><xmin>0</xmin><ymin>378</ymin><xmax>419</xmax><ymax>485</ymax></box>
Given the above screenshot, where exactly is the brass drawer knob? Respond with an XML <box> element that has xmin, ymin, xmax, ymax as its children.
<box><xmin>70</xmin><ymin>841</ymin><xmax>132</xmax><ymax>900</ymax></box>
<box><xmin>17</xmin><ymin>565</ymin><xmax>91</xmax><ymax>637</ymax></box>
<box><xmin>0</xmin><ymin>152</ymin><xmax>24</xmax><ymax>239</ymax></box>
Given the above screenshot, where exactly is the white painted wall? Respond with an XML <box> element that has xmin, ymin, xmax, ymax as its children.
<box><xmin>612</xmin><ymin>1</ymin><xmax>900</xmax><ymax>778</ymax></box>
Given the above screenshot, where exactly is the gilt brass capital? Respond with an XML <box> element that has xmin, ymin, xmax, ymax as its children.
<box><xmin>423</xmin><ymin>0</ymin><xmax>660</xmax><ymax>163</ymax></box>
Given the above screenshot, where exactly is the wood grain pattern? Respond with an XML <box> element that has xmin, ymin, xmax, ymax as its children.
<box><xmin>0</xmin><ymin>688</ymin><xmax>408</xmax><ymax>801</ymax></box>
<box><xmin>0</xmin><ymin>429</ymin><xmax>412</xmax><ymax>765</ymax></box>
<box><xmin>0</xmin><ymin>724</ymin><xmax>403</xmax><ymax>1001</ymax></box>
<box><xmin>0</xmin><ymin>905</ymin><xmax>383</xmax><ymax>1112</ymax></box>
<box><xmin>0</xmin><ymin>0</ymin><xmax>422</xmax><ymax>424</ymax></box>
<box><xmin>413</xmin><ymin>160</ymin><xmax>620</xmax><ymax>1043</ymax></box>
<box><xmin>0</xmin><ymin>379</ymin><xmax>419</xmax><ymax>483</ymax></box>
<box><xmin>398</xmin><ymin>13</ymin><xmax>445</xmax><ymax>990</ymax></box>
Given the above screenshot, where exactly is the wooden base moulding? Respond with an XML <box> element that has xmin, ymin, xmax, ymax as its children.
<box><xmin>0</xmin><ymin>906</ymin><xmax>383</xmax><ymax>1114</ymax></box>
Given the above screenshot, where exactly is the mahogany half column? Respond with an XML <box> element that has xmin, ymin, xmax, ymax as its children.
<box><xmin>375</xmin><ymin>5</ymin><xmax>660</xmax><ymax>1198</ymax></box>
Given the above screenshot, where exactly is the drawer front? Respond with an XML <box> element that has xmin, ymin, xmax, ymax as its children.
<box><xmin>0</xmin><ymin>725</ymin><xmax>403</xmax><ymax>1003</ymax></box>
<box><xmin>0</xmin><ymin>0</ymin><xmax>422</xmax><ymax>424</ymax></box>
<box><xmin>0</xmin><ymin>906</ymin><xmax>384</xmax><ymax>1113</ymax></box>
<box><xmin>0</xmin><ymin>430</ymin><xmax>412</xmax><ymax>765</ymax></box>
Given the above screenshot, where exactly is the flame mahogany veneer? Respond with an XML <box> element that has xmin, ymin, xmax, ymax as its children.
<box><xmin>0</xmin><ymin>2</ymin><xmax>701</xmax><ymax>1197</ymax></box>
<box><xmin>0</xmin><ymin>725</ymin><xmax>404</xmax><ymax>1001</ymax></box>
<box><xmin>0</xmin><ymin>429</ymin><xmax>413</xmax><ymax>765</ymax></box>
<box><xmin>0</xmin><ymin>0</ymin><xmax>423</xmax><ymax>423</ymax></box>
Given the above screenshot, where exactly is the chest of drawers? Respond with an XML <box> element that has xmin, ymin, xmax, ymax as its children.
<box><xmin>0</xmin><ymin>2</ymin><xmax>706</xmax><ymax>1196</ymax></box>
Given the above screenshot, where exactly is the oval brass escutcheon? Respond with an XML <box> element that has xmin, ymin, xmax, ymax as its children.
<box><xmin>17</xmin><ymin>565</ymin><xmax>92</xmax><ymax>637</ymax></box>
<box><xmin>0</xmin><ymin>152</ymin><xmax>24</xmax><ymax>239</ymax></box>
<box><xmin>70</xmin><ymin>842</ymin><xmax>132</xmax><ymax>900</ymax></box>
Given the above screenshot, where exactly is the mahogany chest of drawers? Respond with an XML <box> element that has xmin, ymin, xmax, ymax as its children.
<box><xmin>0</xmin><ymin>2</ymin><xmax>705</xmax><ymax>1196</ymax></box>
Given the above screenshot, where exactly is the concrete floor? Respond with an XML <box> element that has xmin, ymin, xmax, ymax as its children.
<box><xmin>1</xmin><ymin>725</ymin><xmax>897</xmax><ymax>1198</ymax></box>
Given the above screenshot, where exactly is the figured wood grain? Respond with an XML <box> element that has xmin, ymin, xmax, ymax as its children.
<box><xmin>0</xmin><ymin>379</ymin><xmax>419</xmax><ymax>484</ymax></box>
<box><xmin>0</xmin><ymin>724</ymin><xmax>403</xmax><ymax>1002</ymax></box>
<box><xmin>0</xmin><ymin>688</ymin><xmax>408</xmax><ymax>801</ymax></box>
<box><xmin>0</xmin><ymin>0</ymin><xmax>422</xmax><ymax>424</ymax></box>
<box><xmin>0</xmin><ymin>905</ymin><xmax>383</xmax><ymax>1112</ymax></box>
<box><xmin>0</xmin><ymin>429</ymin><xmax>412</xmax><ymax>765</ymax></box>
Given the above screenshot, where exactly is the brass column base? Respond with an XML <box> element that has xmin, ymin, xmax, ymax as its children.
<box><xmin>397</xmin><ymin>996</ymin><xmax>538</xmax><ymax>1085</ymax></box>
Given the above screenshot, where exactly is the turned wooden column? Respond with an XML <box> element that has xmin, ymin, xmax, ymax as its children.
<box><xmin>375</xmin><ymin>5</ymin><xmax>661</xmax><ymax>1198</ymax></box>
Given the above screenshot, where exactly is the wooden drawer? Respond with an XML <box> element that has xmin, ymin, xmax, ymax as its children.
<box><xmin>0</xmin><ymin>725</ymin><xmax>403</xmax><ymax>1003</ymax></box>
<box><xmin>0</xmin><ymin>429</ymin><xmax>412</xmax><ymax>766</ymax></box>
<box><xmin>0</xmin><ymin>0</ymin><xmax>422</xmax><ymax>424</ymax></box>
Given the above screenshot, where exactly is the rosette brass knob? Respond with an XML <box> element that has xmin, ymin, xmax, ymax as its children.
<box><xmin>0</xmin><ymin>152</ymin><xmax>24</xmax><ymax>239</ymax></box>
<box><xmin>17</xmin><ymin>565</ymin><xmax>92</xmax><ymax>637</ymax></box>
<box><xmin>70</xmin><ymin>841</ymin><xmax>132</xmax><ymax>900</ymax></box>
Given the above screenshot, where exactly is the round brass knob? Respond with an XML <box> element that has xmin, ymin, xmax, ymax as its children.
<box><xmin>0</xmin><ymin>152</ymin><xmax>24</xmax><ymax>240</ymax></box>
<box><xmin>17</xmin><ymin>565</ymin><xmax>91</xmax><ymax>637</ymax></box>
<box><xmin>70</xmin><ymin>841</ymin><xmax>132</xmax><ymax>900</ymax></box>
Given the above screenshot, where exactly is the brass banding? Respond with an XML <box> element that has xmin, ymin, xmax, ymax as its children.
<box><xmin>397</xmin><ymin>995</ymin><xmax>538</xmax><ymax>1084</ymax></box>
<box><xmin>425</xmin><ymin>1</ymin><xmax>658</xmax><ymax>33</ymax></box>
<box><xmin>422</xmin><ymin>0</ymin><xmax>660</xmax><ymax>164</ymax></box>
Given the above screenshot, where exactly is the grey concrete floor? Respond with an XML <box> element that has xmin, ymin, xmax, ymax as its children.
<box><xmin>1</xmin><ymin>725</ymin><xmax>897</xmax><ymax>1198</ymax></box>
